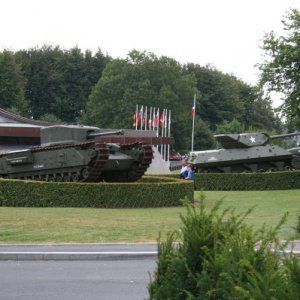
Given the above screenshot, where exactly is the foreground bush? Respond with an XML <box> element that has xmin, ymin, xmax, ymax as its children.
<box><xmin>148</xmin><ymin>196</ymin><xmax>300</xmax><ymax>299</ymax></box>
<box><xmin>0</xmin><ymin>176</ymin><xmax>194</xmax><ymax>208</ymax></box>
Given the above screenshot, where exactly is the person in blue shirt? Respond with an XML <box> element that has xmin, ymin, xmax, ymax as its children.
<box><xmin>184</xmin><ymin>164</ymin><xmax>195</xmax><ymax>180</ymax></box>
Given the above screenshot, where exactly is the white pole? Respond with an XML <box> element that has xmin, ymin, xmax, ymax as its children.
<box><xmin>167</xmin><ymin>109</ymin><xmax>171</xmax><ymax>167</ymax></box>
<box><xmin>144</xmin><ymin>106</ymin><xmax>147</xmax><ymax>131</ymax></box>
<box><xmin>156</xmin><ymin>108</ymin><xmax>159</xmax><ymax>137</ymax></box>
<box><xmin>149</xmin><ymin>107</ymin><xmax>152</xmax><ymax>131</ymax></box>
<box><xmin>160</xmin><ymin>109</ymin><xmax>164</xmax><ymax>157</ymax></box>
<box><xmin>163</xmin><ymin>109</ymin><xmax>167</xmax><ymax>161</ymax></box>
<box><xmin>152</xmin><ymin>107</ymin><xmax>155</xmax><ymax>131</ymax></box>
<box><xmin>135</xmin><ymin>104</ymin><xmax>138</xmax><ymax>130</ymax></box>
<box><xmin>140</xmin><ymin>105</ymin><xmax>143</xmax><ymax>130</ymax></box>
<box><xmin>191</xmin><ymin>94</ymin><xmax>196</xmax><ymax>152</ymax></box>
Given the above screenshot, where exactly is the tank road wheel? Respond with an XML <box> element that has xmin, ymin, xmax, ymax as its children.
<box><xmin>81</xmin><ymin>168</ymin><xmax>89</xmax><ymax>180</ymax></box>
<box><xmin>71</xmin><ymin>173</ymin><xmax>80</xmax><ymax>182</ymax></box>
<box><xmin>56</xmin><ymin>175</ymin><xmax>63</xmax><ymax>182</ymax></box>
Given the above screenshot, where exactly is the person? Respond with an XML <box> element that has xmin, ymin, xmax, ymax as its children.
<box><xmin>180</xmin><ymin>160</ymin><xmax>188</xmax><ymax>179</ymax></box>
<box><xmin>184</xmin><ymin>164</ymin><xmax>195</xmax><ymax>180</ymax></box>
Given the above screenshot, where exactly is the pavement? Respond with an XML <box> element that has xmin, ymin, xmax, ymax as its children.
<box><xmin>0</xmin><ymin>243</ymin><xmax>158</xmax><ymax>261</ymax></box>
<box><xmin>0</xmin><ymin>241</ymin><xmax>300</xmax><ymax>261</ymax></box>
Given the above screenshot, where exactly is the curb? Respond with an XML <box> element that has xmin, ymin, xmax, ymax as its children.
<box><xmin>0</xmin><ymin>251</ymin><xmax>158</xmax><ymax>261</ymax></box>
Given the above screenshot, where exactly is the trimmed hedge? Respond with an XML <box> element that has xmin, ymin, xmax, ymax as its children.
<box><xmin>166</xmin><ymin>170</ymin><xmax>300</xmax><ymax>191</ymax></box>
<box><xmin>0</xmin><ymin>176</ymin><xmax>194</xmax><ymax>208</ymax></box>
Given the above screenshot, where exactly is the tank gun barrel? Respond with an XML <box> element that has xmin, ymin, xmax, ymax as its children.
<box><xmin>270</xmin><ymin>132</ymin><xmax>300</xmax><ymax>139</ymax></box>
<box><xmin>87</xmin><ymin>129</ymin><xmax>124</xmax><ymax>138</ymax></box>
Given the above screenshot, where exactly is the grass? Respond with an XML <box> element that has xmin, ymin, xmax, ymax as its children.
<box><xmin>0</xmin><ymin>189</ymin><xmax>300</xmax><ymax>243</ymax></box>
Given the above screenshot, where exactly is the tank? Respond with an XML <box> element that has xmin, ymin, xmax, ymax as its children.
<box><xmin>0</xmin><ymin>125</ymin><xmax>153</xmax><ymax>182</ymax></box>
<box><xmin>188</xmin><ymin>132</ymin><xmax>300</xmax><ymax>173</ymax></box>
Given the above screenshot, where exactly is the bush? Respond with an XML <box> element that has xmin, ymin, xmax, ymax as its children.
<box><xmin>148</xmin><ymin>196</ymin><xmax>300</xmax><ymax>299</ymax></box>
<box><xmin>0</xmin><ymin>176</ymin><xmax>194</xmax><ymax>208</ymax></box>
<box><xmin>167</xmin><ymin>170</ymin><xmax>300</xmax><ymax>190</ymax></box>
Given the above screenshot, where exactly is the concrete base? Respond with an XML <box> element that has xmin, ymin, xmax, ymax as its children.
<box><xmin>146</xmin><ymin>147</ymin><xmax>171</xmax><ymax>175</ymax></box>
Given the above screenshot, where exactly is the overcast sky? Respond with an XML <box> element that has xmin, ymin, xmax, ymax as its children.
<box><xmin>1</xmin><ymin>0</ymin><xmax>299</xmax><ymax>106</ymax></box>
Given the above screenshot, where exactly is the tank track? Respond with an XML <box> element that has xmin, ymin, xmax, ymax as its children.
<box><xmin>101</xmin><ymin>143</ymin><xmax>153</xmax><ymax>182</ymax></box>
<box><xmin>4</xmin><ymin>141</ymin><xmax>109</xmax><ymax>182</ymax></box>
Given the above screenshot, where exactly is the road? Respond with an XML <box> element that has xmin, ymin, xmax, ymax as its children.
<box><xmin>0</xmin><ymin>259</ymin><xmax>156</xmax><ymax>300</ymax></box>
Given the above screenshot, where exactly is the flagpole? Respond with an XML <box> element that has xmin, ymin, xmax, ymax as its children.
<box><xmin>191</xmin><ymin>94</ymin><xmax>196</xmax><ymax>152</ymax></box>
<box><xmin>163</xmin><ymin>109</ymin><xmax>167</xmax><ymax>161</ymax></box>
<box><xmin>167</xmin><ymin>109</ymin><xmax>171</xmax><ymax>167</ymax></box>
<box><xmin>149</xmin><ymin>106</ymin><xmax>152</xmax><ymax>130</ymax></box>
<box><xmin>140</xmin><ymin>105</ymin><xmax>143</xmax><ymax>130</ymax></box>
<box><xmin>135</xmin><ymin>104</ymin><xmax>138</xmax><ymax>130</ymax></box>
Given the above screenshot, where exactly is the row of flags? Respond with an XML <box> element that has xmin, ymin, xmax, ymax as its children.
<box><xmin>133</xmin><ymin>94</ymin><xmax>197</xmax><ymax>156</ymax></box>
<box><xmin>133</xmin><ymin>99</ymin><xmax>196</xmax><ymax>130</ymax></box>
<box><xmin>133</xmin><ymin>106</ymin><xmax>171</xmax><ymax>130</ymax></box>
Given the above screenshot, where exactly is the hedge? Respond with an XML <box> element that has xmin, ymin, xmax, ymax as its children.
<box><xmin>166</xmin><ymin>170</ymin><xmax>300</xmax><ymax>191</ymax></box>
<box><xmin>0</xmin><ymin>176</ymin><xmax>194</xmax><ymax>208</ymax></box>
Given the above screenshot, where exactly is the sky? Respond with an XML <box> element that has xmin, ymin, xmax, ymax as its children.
<box><xmin>1</xmin><ymin>0</ymin><xmax>299</xmax><ymax>107</ymax></box>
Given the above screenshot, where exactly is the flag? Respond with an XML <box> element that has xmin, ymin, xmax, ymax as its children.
<box><xmin>160</xmin><ymin>111</ymin><xmax>165</xmax><ymax>128</ymax></box>
<box><xmin>133</xmin><ymin>112</ymin><xmax>137</xmax><ymax>127</ymax></box>
<box><xmin>136</xmin><ymin>106</ymin><xmax>143</xmax><ymax>125</ymax></box>
<box><xmin>192</xmin><ymin>98</ymin><xmax>196</xmax><ymax>117</ymax></box>
<box><xmin>154</xmin><ymin>111</ymin><xmax>159</xmax><ymax>128</ymax></box>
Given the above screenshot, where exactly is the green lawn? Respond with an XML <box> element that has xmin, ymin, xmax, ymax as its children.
<box><xmin>0</xmin><ymin>189</ymin><xmax>300</xmax><ymax>243</ymax></box>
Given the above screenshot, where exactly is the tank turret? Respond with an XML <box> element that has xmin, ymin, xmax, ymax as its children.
<box><xmin>215</xmin><ymin>132</ymin><xmax>300</xmax><ymax>149</ymax></box>
<box><xmin>40</xmin><ymin>125</ymin><xmax>124</xmax><ymax>146</ymax></box>
<box><xmin>188</xmin><ymin>131</ymin><xmax>300</xmax><ymax>173</ymax></box>
<box><xmin>0</xmin><ymin>125</ymin><xmax>153</xmax><ymax>182</ymax></box>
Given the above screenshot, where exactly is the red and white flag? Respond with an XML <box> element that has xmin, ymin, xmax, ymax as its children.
<box><xmin>159</xmin><ymin>111</ymin><xmax>165</xmax><ymax>128</ymax></box>
<box><xmin>191</xmin><ymin>98</ymin><xmax>196</xmax><ymax>117</ymax></box>
<box><xmin>136</xmin><ymin>106</ymin><xmax>143</xmax><ymax>125</ymax></box>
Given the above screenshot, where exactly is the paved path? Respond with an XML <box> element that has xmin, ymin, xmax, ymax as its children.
<box><xmin>0</xmin><ymin>243</ymin><xmax>158</xmax><ymax>260</ymax></box>
<box><xmin>0</xmin><ymin>241</ymin><xmax>299</xmax><ymax>260</ymax></box>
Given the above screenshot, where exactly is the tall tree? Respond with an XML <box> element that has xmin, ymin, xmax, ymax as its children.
<box><xmin>259</xmin><ymin>9</ymin><xmax>300</xmax><ymax>119</ymax></box>
<box><xmin>0</xmin><ymin>50</ymin><xmax>27</xmax><ymax>114</ymax></box>
<box><xmin>15</xmin><ymin>45</ymin><xmax>110</xmax><ymax>122</ymax></box>
<box><xmin>84</xmin><ymin>50</ymin><xmax>199</xmax><ymax>150</ymax></box>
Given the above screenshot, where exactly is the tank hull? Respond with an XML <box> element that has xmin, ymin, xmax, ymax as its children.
<box><xmin>0</xmin><ymin>141</ymin><xmax>153</xmax><ymax>182</ymax></box>
<box><xmin>188</xmin><ymin>145</ymin><xmax>300</xmax><ymax>173</ymax></box>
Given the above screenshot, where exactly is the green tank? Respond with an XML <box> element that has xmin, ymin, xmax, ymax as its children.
<box><xmin>188</xmin><ymin>132</ymin><xmax>300</xmax><ymax>173</ymax></box>
<box><xmin>0</xmin><ymin>125</ymin><xmax>153</xmax><ymax>182</ymax></box>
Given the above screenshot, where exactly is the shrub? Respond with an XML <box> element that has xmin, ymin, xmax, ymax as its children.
<box><xmin>0</xmin><ymin>176</ymin><xmax>194</xmax><ymax>208</ymax></box>
<box><xmin>167</xmin><ymin>170</ymin><xmax>300</xmax><ymax>190</ymax></box>
<box><xmin>148</xmin><ymin>195</ymin><xmax>300</xmax><ymax>299</ymax></box>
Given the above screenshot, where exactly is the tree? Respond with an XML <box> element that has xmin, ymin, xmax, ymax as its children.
<box><xmin>0</xmin><ymin>50</ymin><xmax>27</xmax><ymax>114</ymax></box>
<box><xmin>15</xmin><ymin>45</ymin><xmax>110</xmax><ymax>122</ymax></box>
<box><xmin>84</xmin><ymin>50</ymin><xmax>199</xmax><ymax>151</ymax></box>
<box><xmin>259</xmin><ymin>9</ymin><xmax>300</xmax><ymax>119</ymax></box>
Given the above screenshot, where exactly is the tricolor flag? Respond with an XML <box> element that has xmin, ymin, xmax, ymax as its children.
<box><xmin>154</xmin><ymin>110</ymin><xmax>159</xmax><ymax>128</ymax></box>
<box><xmin>160</xmin><ymin>111</ymin><xmax>165</xmax><ymax>128</ymax></box>
<box><xmin>192</xmin><ymin>98</ymin><xmax>196</xmax><ymax>117</ymax></box>
<box><xmin>136</xmin><ymin>106</ymin><xmax>143</xmax><ymax>125</ymax></box>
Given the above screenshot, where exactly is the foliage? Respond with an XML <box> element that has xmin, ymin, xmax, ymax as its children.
<box><xmin>184</xmin><ymin>64</ymin><xmax>278</xmax><ymax>132</ymax></box>
<box><xmin>148</xmin><ymin>199</ymin><xmax>300</xmax><ymax>299</ymax></box>
<box><xmin>84</xmin><ymin>50</ymin><xmax>198</xmax><ymax>150</ymax></box>
<box><xmin>0</xmin><ymin>176</ymin><xmax>194</xmax><ymax>208</ymax></box>
<box><xmin>39</xmin><ymin>113</ymin><xmax>62</xmax><ymax>124</ymax></box>
<box><xmin>0</xmin><ymin>46</ymin><xmax>280</xmax><ymax>152</ymax></box>
<box><xmin>259</xmin><ymin>9</ymin><xmax>300</xmax><ymax>119</ymax></box>
<box><xmin>0</xmin><ymin>50</ymin><xmax>28</xmax><ymax>114</ymax></box>
<box><xmin>166</xmin><ymin>170</ymin><xmax>300</xmax><ymax>191</ymax></box>
<box><xmin>14</xmin><ymin>45</ymin><xmax>110</xmax><ymax>122</ymax></box>
<box><xmin>215</xmin><ymin>118</ymin><xmax>245</xmax><ymax>134</ymax></box>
